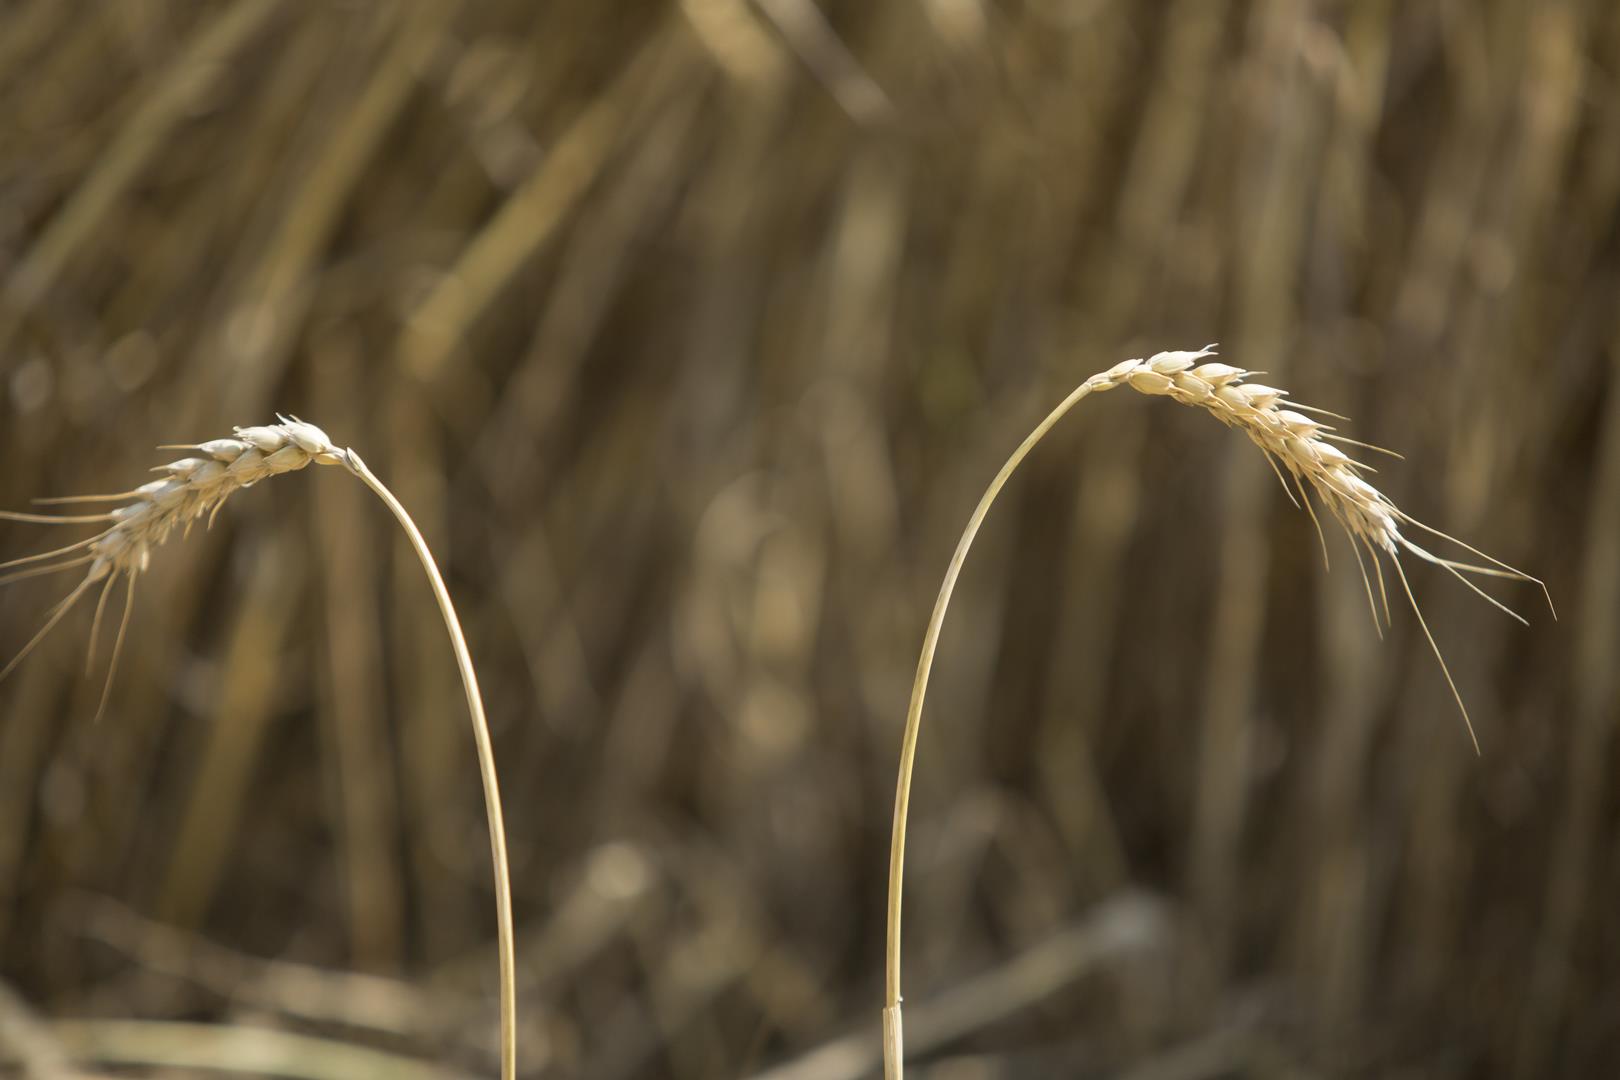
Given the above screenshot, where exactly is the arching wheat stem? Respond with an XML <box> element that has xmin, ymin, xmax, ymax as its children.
<box><xmin>881</xmin><ymin>347</ymin><xmax>1547</xmax><ymax>1079</ymax></box>
<box><xmin>342</xmin><ymin>449</ymin><xmax>517</xmax><ymax>1080</ymax></box>
<box><xmin>1</xmin><ymin>419</ymin><xmax>517</xmax><ymax>1080</ymax></box>
<box><xmin>882</xmin><ymin>378</ymin><xmax>1096</xmax><ymax>1079</ymax></box>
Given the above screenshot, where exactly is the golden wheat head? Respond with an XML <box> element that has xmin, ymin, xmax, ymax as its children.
<box><xmin>1</xmin><ymin>417</ymin><xmax>344</xmax><ymax>718</ymax></box>
<box><xmin>1092</xmin><ymin>346</ymin><xmax>1552</xmax><ymax>750</ymax></box>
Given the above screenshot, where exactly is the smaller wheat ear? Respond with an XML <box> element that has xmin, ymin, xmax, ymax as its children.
<box><xmin>0</xmin><ymin>417</ymin><xmax>518</xmax><ymax>1080</ymax></box>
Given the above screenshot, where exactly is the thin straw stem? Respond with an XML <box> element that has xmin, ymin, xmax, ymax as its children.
<box><xmin>342</xmin><ymin>450</ymin><xmax>517</xmax><ymax>1080</ymax></box>
<box><xmin>884</xmin><ymin>379</ymin><xmax>1098</xmax><ymax>1080</ymax></box>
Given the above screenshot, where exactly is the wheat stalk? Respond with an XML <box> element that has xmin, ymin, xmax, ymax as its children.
<box><xmin>1</xmin><ymin>417</ymin><xmax>518</xmax><ymax>1080</ymax></box>
<box><xmin>880</xmin><ymin>346</ymin><xmax>1550</xmax><ymax>1079</ymax></box>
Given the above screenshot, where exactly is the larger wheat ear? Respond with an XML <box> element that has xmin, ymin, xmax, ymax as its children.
<box><xmin>1</xmin><ymin>418</ymin><xmax>517</xmax><ymax>1080</ymax></box>
<box><xmin>880</xmin><ymin>347</ymin><xmax>1549</xmax><ymax>1080</ymax></box>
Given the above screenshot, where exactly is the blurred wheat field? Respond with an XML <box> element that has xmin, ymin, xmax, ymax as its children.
<box><xmin>1</xmin><ymin>1</ymin><xmax>1617</xmax><ymax>1077</ymax></box>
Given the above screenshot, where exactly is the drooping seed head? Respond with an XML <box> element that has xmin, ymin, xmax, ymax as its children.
<box><xmin>1</xmin><ymin>417</ymin><xmax>352</xmax><ymax>705</ymax></box>
<box><xmin>1097</xmin><ymin>348</ymin><xmax>1408</xmax><ymax>552</ymax></box>
<box><xmin>1086</xmin><ymin>346</ymin><xmax>1547</xmax><ymax>751</ymax></box>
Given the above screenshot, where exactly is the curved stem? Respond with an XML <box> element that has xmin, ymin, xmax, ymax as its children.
<box><xmin>343</xmin><ymin>451</ymin><xmax>517</xmax><ymax>1080</ymax></box>
<box><xmin>884</xmin><ymin>378</ymin><xmax>1100</xmax><ymax>1080</ymax></box>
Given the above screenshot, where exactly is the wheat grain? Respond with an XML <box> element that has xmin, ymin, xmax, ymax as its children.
<box><xmin>881</xmin><ymin>347</ymin><xmax>1548</xmax><ymax>1080</ymax></box>
<box><xmin>1</xmin><ymin>417</ymin><xmax>518</xmax><ymax>1080</ymax></box>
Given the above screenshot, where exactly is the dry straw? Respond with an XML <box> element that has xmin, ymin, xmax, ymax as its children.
<box><xmin>1</xmin><ymin>418</ymin><xmax>517</xmax><ymax>1080</ymax></box>
<box><xmin>881</xmin><ymin>347</ymin><xmax>1550</xmax><ymax>1079</ymax></box>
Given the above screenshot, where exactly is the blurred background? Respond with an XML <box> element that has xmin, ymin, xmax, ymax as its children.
<box><xmin>1</xmin><ymin>1</ymin><xmax>1616</xmax><ymax>1077</ymax></box>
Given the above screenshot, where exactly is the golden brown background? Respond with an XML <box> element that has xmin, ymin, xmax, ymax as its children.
<box><xmin>1</xmin><ymin>1</ymin><xmax>1617</xmax><ymax>1077</ymax></box>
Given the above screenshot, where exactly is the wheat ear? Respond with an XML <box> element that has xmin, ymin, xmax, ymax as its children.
<box><xmin>880</xmin><ymin>347</ymin><xmax>1548</xmax><ymax>1080</ymax></box>
<box><xmin>1</xmin><ymin>418</ymin><xmax>517</xmax><ymax>1080</ymax></box>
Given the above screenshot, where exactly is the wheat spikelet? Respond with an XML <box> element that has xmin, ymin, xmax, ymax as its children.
<box><xmin>881</xmin><ymin>346</ymin><xmax>1549</xmax><ymax>1079</ymax></box>
<box><xmin>1</xmin><ymin>418</ymin><xmax>518</xmax><ymax>1080</ymax></box>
